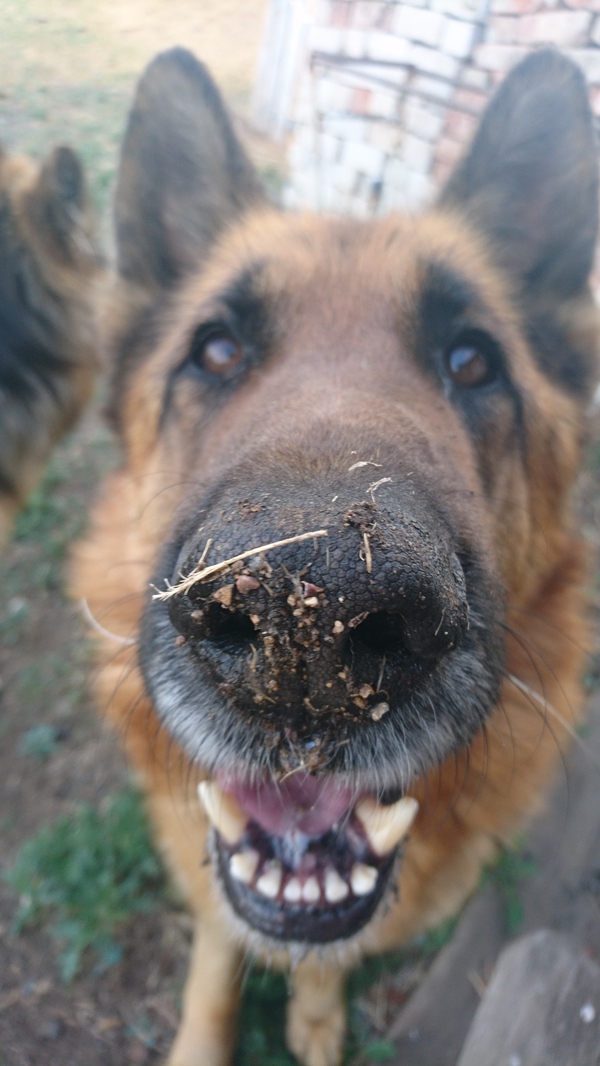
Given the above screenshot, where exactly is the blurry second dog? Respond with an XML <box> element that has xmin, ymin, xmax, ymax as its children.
<box><xmin>0</xmin><ymin>143</ymin><xmax>101</xmax><ymax>543</ymax></box>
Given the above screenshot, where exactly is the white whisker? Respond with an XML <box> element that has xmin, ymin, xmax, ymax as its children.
<box><xmin>79</xmin><ymin>597</ymin><xmax>138</xmax><ymax>647</ymax></box>
<box><xmin>506</xmin><ymin>672</ymin><xmax>595</xmax><ymax>762</ymax></box>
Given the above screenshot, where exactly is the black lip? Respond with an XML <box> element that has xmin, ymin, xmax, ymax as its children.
<box><xmin>216</xmin><ymin>836</ymin><xmax>397</xmax><ymax>943</ymax></box>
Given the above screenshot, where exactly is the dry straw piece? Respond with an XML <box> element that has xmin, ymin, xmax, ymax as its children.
<box><xmin>153</xmin><ymin>530</ymin><xmax>329</xmax><ymax>601</ymax></box>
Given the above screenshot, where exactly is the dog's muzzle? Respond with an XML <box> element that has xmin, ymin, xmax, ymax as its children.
<box><xmin>143</xmin><ymin>468</ymin><xmax>503</xmax><ymax>943</ymax></box>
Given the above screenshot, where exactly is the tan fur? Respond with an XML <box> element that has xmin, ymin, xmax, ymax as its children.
<box><xmin>72</xmin><ymin>48</ymin><xmax>598</xmax><ymax>1066</ymax></box>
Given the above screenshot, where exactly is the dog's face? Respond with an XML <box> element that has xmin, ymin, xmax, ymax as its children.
<box><xmin>0</xmin><ymin>143</ymin><xmax>100</xmax><ymax>538</ymax></box>
<box><xmin>106</xmin><ymin>49</ymin><xmax>598</xmax><ymax>949</ymax></box>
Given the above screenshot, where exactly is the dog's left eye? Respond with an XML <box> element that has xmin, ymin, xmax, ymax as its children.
<box><xmin>190</xmin><ymin>330</ymin><xmax>244</xmax><ymax>379</ymax></box>
<box><xmin>445</xmin><ymin>335</ymin><xmax>498</xmax><ymax>389</ymax></box>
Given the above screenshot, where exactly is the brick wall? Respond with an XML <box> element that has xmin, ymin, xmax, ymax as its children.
<box><xmin>255</xmin><ymin>0</ymin><xmax>600</xmax><ymax>216</ymax></box>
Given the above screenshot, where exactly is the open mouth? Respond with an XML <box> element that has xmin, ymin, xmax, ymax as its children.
<box><xmin>199</xmin><ymin>773</ymin><xmax>418</xmax><ymax>943</ymax></box>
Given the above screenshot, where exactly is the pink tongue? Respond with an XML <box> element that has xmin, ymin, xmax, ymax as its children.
<box><xmin>218</xmin><ymin>772</ymin><xmax>357</xmax><ymax>837</ymax></box>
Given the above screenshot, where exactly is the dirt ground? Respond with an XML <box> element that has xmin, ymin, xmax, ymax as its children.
<box><xmin>1</xmin><ymin>5</ymin><xmax>600</xmax><ymax>1066</ymax></box>
<box><xmin>0</xmin><ymin>0</ymin><xmax>269</xmax><ymax>102</ymax></box>
<box><xmin>0</xmin><ymin>0</ymin><xmax>282</xmax><ymax>226</ymax></box>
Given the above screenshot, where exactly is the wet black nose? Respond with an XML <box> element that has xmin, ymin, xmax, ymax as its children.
<box><xmin>165</xmin><ymin>491</ymin><xmax>469</xmax><ymax>723</ymax></box>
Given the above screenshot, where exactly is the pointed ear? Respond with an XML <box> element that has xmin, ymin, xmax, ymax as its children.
<box><xmin>32</xmin><ymin>146</ymin><xmax>93</xmax><ymax>259</ymax></box>
<box><xmin>439</xmin><ymin>49</ymin><xmax>599</xmax><ymax>299</ymax></box>
<box><xmin>115</xmin><ymin>47</ymin><xmax>265</xmax><ymax>293</ymax></box>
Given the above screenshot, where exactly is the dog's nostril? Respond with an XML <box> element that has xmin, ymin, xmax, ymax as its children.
<box><xmin>204</xmin><ymin>604</ymin><xmax>256</xmax><ymax>651</ymax></box>
<box><xmin>349</xmin><ymin>611</ymin><xmax>408</xmax><ymax>657</ymax></box>
<box><xmin>348</xmin><ymin>604</ymin><xmax>464</xmax><ymax>665</ymax></box>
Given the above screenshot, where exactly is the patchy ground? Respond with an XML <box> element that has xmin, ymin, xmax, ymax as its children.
<box><xmin>0</xmin><ymin>0</ymin><xmax>282</xmax><ymax>224</ymax></box>
<box><xmin>1</xmin><ymin>5</ymin><xmax>600</xmax><ymax>1066</ymax></box>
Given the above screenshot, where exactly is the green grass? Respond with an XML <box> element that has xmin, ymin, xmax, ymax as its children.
<box><xmin>585</xmin><ymin>438</ymin><xmax>600</xmax><ymax>473</ymax></box>
<box><xmin>16</xmin><ymin>653</ymin><xmax>70</xmax><ymax>698</ymax></box>
<box><xmin>583</xmin><ymin>650</ymin><xmax>600</xmax><ymax>694</ymax></box>
<box><xmin>484</xmin><ymin>843</ymin><xmax>536</xmax><ymax>934</ymax></box>
<box><xmin>0</xmin><ymin>595</ymin><xmax>31</xmax><ymax>646</ymax></box>
<box><xmin>416</xmin><ymin>916</ymin><xmax>457</xmax><ymax>955</ymax></box>
<box><xmin>12</xmin><ymin>452</ymin><xmax>89</xmax><ymax>589</ymax></box>
<box><xmin>0</xmin><ymin>0</ymin><xmax>129</xmax><ymax>218</ymax></box>
<box><xmin>13</xmin><ymin>456</ymin><xmax>74</xmax><ymax>543</ymax></box>
<box><xmin>19</xmin><ymin>724</ymin><xmax>67</xmax><ymax>760</ymax></box>
<box><xmin>356</xmin><ymin>1042</ymin><xmax>397</xmax><ymax>1063</ymax></box>
<box><xmin>235</xmin><ymin>933</ymin><xmax>451</xmax><ymax>1066</ymax></box>
<box><xmin>5</xmin><ymin>788</ymin><xmax>167</xmax><ymax>982</ymax></box>
<box><xmin>259</xmin><ymin>162</ymin><xmax>287</xmax><ymax>205</ymax></box>
<box><xmin>13</xmin><ymin>648</ymin><xmax>89</xmax><ymax>721</ymax></box>
<box><xmin>236</xmin><ymin>968</ymin><xmax>294</xmax><ymax>1066</ymax></box>
<box><xmin>126</xmin><ymin>1013</ymin><xmax>162</xmax><ymax>1051</ymax></box>
<box><xmin>4</xmin><ymin>421</ymin><xmax>117</xmax><ymax>593</ymax></box>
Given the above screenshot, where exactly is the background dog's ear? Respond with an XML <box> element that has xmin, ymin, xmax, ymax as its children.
<box><xmin>31</xmin><ymin>146</ymin><xmax>94</xmax><ymax>263</ymax></box>
<box><xmin>115</xmin><ymin>47</ymin><xmax>265</xmax><ymax>293</ymax></box>
<box><xmin>440</xmin><ymin>49</ymin><xmax>599</xmax><ymax>299</ymax></box>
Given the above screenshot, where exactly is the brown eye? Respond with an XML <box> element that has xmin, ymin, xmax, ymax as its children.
<box><xmin>445</xmin><ymin>338</ymin><xmax>497</xmax><ymax>388</ymax></box>
<box><xmin>193</xmin><ymin>331</ymin><xmax>244</xmax><ymax>378</ymax></box>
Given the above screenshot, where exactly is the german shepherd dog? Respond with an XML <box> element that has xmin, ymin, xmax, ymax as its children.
<box><xmin>73</xmin><ymin>47</ymin><xmax>599</xmax><ymax>1066</ymax></box>
<box><xmin>0</xmin><ymin>143</ymin><xmax>100</xmax><ymax>544</ymax></box>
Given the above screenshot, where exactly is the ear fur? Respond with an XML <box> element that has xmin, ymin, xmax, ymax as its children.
<box><xmin>31</xmin><ymin>146</ymin><xmax>93</xmax><ymax>262</ymax></box>
<box><xmin>440</xmin><ymin>49</ymin><xmax>599</xmax><ymax>301</ymax></box>
<box><xmin>114</xmin><ymin>47</ymin><xmax>265</xmax><ymax>294</ymax></box>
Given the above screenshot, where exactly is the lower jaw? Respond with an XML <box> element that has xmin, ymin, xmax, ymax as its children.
<box><xmin>216</xmin><ymin>837</ymin><xmax>397</xmax><ymax>944</ymax></box>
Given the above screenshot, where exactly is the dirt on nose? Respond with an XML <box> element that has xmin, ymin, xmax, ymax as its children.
<box><xmin>163</xmin><ymin>489</ymin><xmax>469</xmax><ymax>729</ymax></box>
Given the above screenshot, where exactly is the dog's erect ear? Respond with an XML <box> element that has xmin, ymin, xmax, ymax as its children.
<box><xmin>440</xmin><ymin>49</ymin><xmax>599</xmax><ymax>299</ymax></box>
<box><xmin>115</xmin><ymin>47</ymin><xmax>265</xmax><ymax>293</ymax></box>
<box><xmin>31</xmin><ymin>146</ymin><xmax>93</xmax><ymax>261</ymax></box>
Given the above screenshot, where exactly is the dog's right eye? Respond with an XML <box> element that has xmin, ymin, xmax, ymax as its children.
<box><xmin>189</xmin><ymin>329</ymin><xmax>244</xmax><ymax>380</ymax></box>
<box><xmin>444</xmin><ymin>331</ymin><xmax>500</xmax><ymax>390</ymax></box>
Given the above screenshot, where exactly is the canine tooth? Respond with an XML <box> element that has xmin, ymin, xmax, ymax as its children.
<box><xmin>198</xmin><ymin>781</ymin><xmax>247</xmax><ymax>845</ymax></box>
<box><xmin>283</xmin><ymin>877</ymin><xmax>302</xmax><ymax>903</ymax></box>
<box><xmin>256</xmin><ymin>862</ymin><xmax>282</xmax><ymax>899</ymax></box>
<box><xmin>350</xmin><ymin>863</ymin><xmax>378</xmax><ymax>896</ymax></box>
<box><xmin>229</xmin><ymin>850</ymin><xmax>259</xmax><ymax>885</ymax></box>
<box><xmin>355</xmin><ymin>795</ymin><xmax>419</xmax><ymax>857</ymax></box>
<box><xmin>324</xmin><ymin>869</ymin><xmax>349</xmax><ymax>903</ymax></box>
<box><xmin>302</xmin><ymin>877</ymin><xmax>321</xmax><ymax>903</ymax></box>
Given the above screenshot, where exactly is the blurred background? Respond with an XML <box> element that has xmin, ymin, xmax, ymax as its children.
<box><xmin>257</xmin><ymin>0</ymin><xmax>600</xmax><ymax>216</ymax></box>
<box><xmin>1</xmin><ymin>3</ymin><xmax>600</xmax><ymax>1066</ymax></box>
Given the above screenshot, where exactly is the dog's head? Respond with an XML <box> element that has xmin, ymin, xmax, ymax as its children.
<box><xmin>108</xmin><ymin>48</ymin><xmax>598</xmax><ymax>947</ymax></box>
<box><xmin>0</xmin><ymin>142</ymin><xmax>101</xmax><ymax>523</ymax></box>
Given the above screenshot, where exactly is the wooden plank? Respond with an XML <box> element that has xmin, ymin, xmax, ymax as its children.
<box><xmin>386</xmin><ymin>885</ymin><xmax>506</xmax><ymax>1066</ymax></box>
<box><xmin>517</xmin><ymin>700</ymin><xmax>600</xmax><ymax>958</ymax></box>
<box><xmin>457</xmin><ymin>930</ymin><xmax>600</xmax><ymax>1066</ymax></box>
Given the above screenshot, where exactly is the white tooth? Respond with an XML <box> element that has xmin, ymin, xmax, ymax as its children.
<box><xmin>256</xmin><ymin>862</ymin><xmax>282</xmax><ymax>899</ymax></box>
<box><xmin>302</xmin><ymin>876</ymin><xmax>321</xmax><ymax>903</ymax></box>
<box><xmin>283</xmin><ymin>877</ymin><xmax>303</xmax><ymax>903</ymax></box>
<box><xmin>355</xmin><ymin>795</ymin><xmax>419</xmax><ymax>857</ymax></box>
<box><xmin>350</xmin><ymin>863</ymin><xmax>378</xmax><ymax>896</ymax></box>
<box><xmin>229</xmin><ymin>850</ymin><xmax>259</xmax><ymax>884</ymax></box>
<box><xmin>198</xmin><ymin>780</ymin><xmax>247</xmax><ymax>845</ymax></box>
<box><xmin>324</xmin><ymin>869</ymin><xmax>349</xmax><ymax>903</ymax></box>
